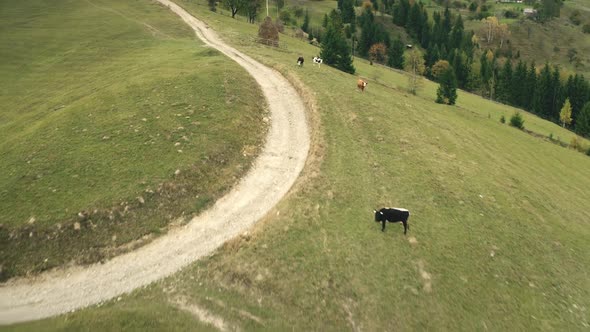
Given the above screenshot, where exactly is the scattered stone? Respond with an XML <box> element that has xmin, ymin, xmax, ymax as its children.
<box><xmin>177</xmin><ymin>150</ymin><xmax>183</xmax><ymax>153</ymax></box>
<box><xmin>74</xmin><ymin>222</ymin><xmax>81</xmax><ymax>230</ymax></box>
<box><xmin>29</xmin><ymin>232</ymin><xmax>33</xmax><ymax>238</ymax></box>
<box><xmin>27</xmin><ymin>217</ymin><xmax>36</xmax><ymax>225</ymax></box>
<box><xmin>408</xmin><ymin>236</ymin><xmax>418</xmax><ymax>245</ymax></box>
<box><xmin>102</xmin><ymin>136</ymin><xmax>110</xmax><ymax>140</ymax></box>
<box><xmin>529</xmin><ymin>282</ymin><xmax>535</xmax><ymax>288</ymax></box>
<box><xmin>174</xmin><ymin>142</ymin><xmax>181</xmax><ymax>146</ymax></box>
<box><xmin>137</xmin><ymin>196</ymin><xmax>145</xmax><ymax>205</ymax></box>
<box><xmin>490</xmin><ymin>250</ymin><xmax>495</xmax><ymax>258</ymax></box>
<box><xmin>174</xmin><ymin>169</ymin><xmax>181</xmax><ymax>176</ymax></box>
<box><xmin>112</xmin><ymin>235</ymin><xmax>117</xmax><ymax>242</ymax></box>
<box><xmin>141</xmin><ymin>118</ymin><xmax>147</xmax><ymax>122</ymax></box>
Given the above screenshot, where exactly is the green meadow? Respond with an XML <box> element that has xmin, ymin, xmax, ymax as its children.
<box><xmin>0</xmin><ymin>0</ymin><xmax>266</xmax><ymax>279</ymax></box>
<box><xmin>4</xmin><ymin>0</ymin><xmax>590</xmax><ymax>330</ymax></box>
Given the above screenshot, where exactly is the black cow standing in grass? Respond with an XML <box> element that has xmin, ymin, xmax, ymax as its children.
<box><xmin>374</xmin><ymin>208</ymin><xmax>410</xmax><ymax>234</ymax></box>
<box><xmin>297</xmin><ymin>56</ymin><xmax>304</xmax><ymax>67</ymax></box>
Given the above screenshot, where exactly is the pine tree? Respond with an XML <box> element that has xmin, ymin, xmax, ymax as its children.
<box><xmin>566</xmin><ymin>74</ymin><xmax>590</xmax><ymax>126</ymax></box>
<box><xmin>407</xmin><ymin>3</ymin><xmax>423</xmax><ymax>38</ymax></box>
<box><xmin>320</xmin><ymin>21</ymin><xmax>356</xmax><ymax>74</ymax></box>
<box><xmin>358</xmin><ymin>7</ymin><xmax>375</xmax><ymax>56</ymax></box>
<box><xmin>533</xmin><ymin>63</ymin><xmax>552</xmax><ymax>119</ymax></box>
<box><xmin>420</xmin><ymin>15</ymin><xmax>432</xmax><ymax>48</ymax></box>
<box><xmin>436</xmin><ymin>67</ymin><xmax>458</xmax><ymax>105</ymax></box>
<box><xmin>387</xmin><ymin>37</ymin><xmax>405</xmax><ymax>69</ymax></box>
<box><xmin>442</xmin><ymin>6</ymin><xmax>452</xmax><ymax>39</ymax></box>
<box><xmin>524</xmin><ymin>62</ymin><xmax>537</xmax><ymax>112</ymax></box>
<box><xmin>426</xmin><ymin>44</ymin><xmax>440</xmax><ymax>67</ymax></box>
<box><xmin>322</xmin><ymin>13</ymin><xmax>329</xmax><ymax>28</ymax></box>
<box><xmin>497</xmin><ymin>59</ymin><xmax>513</xmax><ymax>104</ymax></box>
<box><xmin>450</xmin><ymin>15</ymin><xmax>464</xmax><ymax>50</ymax></box>
<box><xmin>392</xmin><ymin>0</ymin><xmax>409</xmax><ymax>27</ymax></box>
<box><xmin>301</xmin><ymin>10</ymin><xmax>310</xmax><ymax>33</ymax></box>
<box><xmin>560</xmin><ymin>98</ymin><xmax>573</xmax><ymax>128</ymax></box>
<box><xmin>452</xmin><ymin>50</ymin><xmax>469</xmax><ymax>89</ymax></box>
<box><xmin>576</xmin><ymin>102</ymin><xmax>590</xmax><ymax>137</ymax></box>
<box><xmin>511</xmin><ymin>60</ymin><xmax>527</xmax><ymax>107</ymax></box>
<box><xmin>341</xmin><ymin>0</ymin><xmax>355</xmax><ymax>23</ymax></box>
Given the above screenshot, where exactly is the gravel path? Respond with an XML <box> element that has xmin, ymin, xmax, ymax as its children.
<box><xmin>0</xmin><ymin>0</ymin><xmax>309</xmax><ymax>324</ymax></box>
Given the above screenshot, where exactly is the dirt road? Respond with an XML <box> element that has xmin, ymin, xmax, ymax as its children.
<box><xmin>0</xmin><ymin>0</ymin><xmax>309</xmax><ymax>324</ymax></box>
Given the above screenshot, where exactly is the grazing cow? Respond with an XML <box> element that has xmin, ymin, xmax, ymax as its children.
<box><xmin>312</xmin><ymin>56</ymin><xmax>323</xmax><ymax>68</ymax></box>
<box><xmin>297</xmin><ymin>56</ymin><xmax>304</xmax><ymax>67</ymax></box>
<box><xmin>374</xmin><ymin>208</ymin><xmax>410</xmax><ymax>234</ymax></box>
<box><xmin>357</xmin><ymin>79</ymin><xmax>368</xmax><ymax>92</ymax></box>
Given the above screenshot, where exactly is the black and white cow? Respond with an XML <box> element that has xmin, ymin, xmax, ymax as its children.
<box><xmin>297</xmin><ymin>56</ymin><xmax>304</xmax><ymax>67</ymax></box>
<box><xmin>374</xmin><ymin>208</ymin><xmax>410</xmax><ymax>234</ymax></box>
<box><xmin>313</xmin><ymin>56</ymin><xmax>323</xmax><ymax>68</ymax></box>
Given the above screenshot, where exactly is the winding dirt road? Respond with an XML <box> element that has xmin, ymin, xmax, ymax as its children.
<box><xmin>0</xmin><ymin>0</ymin><xmax>309</xmax><ymax>324</ymax></box>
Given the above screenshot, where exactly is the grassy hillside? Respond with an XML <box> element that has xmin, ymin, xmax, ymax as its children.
<box><xmin>0</xmin><ymin>0</ymin><xmax>266</xmax><ymax>279</ymax></box>
<box><xmin>5</xmin><ymin>0</ymin><xmax>590</xmax><ymax>330</ymax></box>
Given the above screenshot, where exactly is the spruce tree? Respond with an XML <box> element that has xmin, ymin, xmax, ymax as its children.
<box><xmin>436</xmin><ymin>67</ymin><xmax>458</xmax><ymax>105</ymax></box>
<box><xmin>450</xmin><ymin>15</ymin><xmax>464</xmax><ymax>50</ymax></box>
<box><xmin>452</xmin><ymin>50</ymin><xmax>469</xmax><ymax>89</ymax></box>
<box><xmin>511</xmin><ymin>60</ymin><xmax>527</xmax><ymax>107</ymax></box>
<box><xmin>524</xmin><ymin>62</ymin><xmax>537</xmax><ymax>112</ymax></box>
<box><xmin>341</xmin><ymin>0</ymin><xmax>355</xmax><ymax>23</ymax></box>
<box><xmin>301</xmin><ymin>10</ymin><xmax>310</xmax><ymax>33</ymax></box>
<box><xmin>566</xmin><ymin>74</ymin><xmax>590</xmax><ymax>123</ymax></box>
<box><xmin>576</xmin><ymin>102</ymin><xmax>590</xmax><ymax>137</ymax></box>
<box><xmin>497</xmin><ymin>59</ymin><xmax>513</xmax><ymax>104</ymax></box>
<box><xmin>392</xmin><ymin>0</ymin><xmax>409</xmax><ymax>27</ymax></box>
<box><xmin>320</xmin><ymin>20</ymin><xmax>356</xmax><ymax>74</ymax></box>
<box><xmin>533</xmin><ymin>63</ymin><xmax>552</xmax><ymax>119</ymax></box>
<box><xmin>388</xmin><ymin>38</ymin><xmax>405</xmax><ymax>69</ymax></box>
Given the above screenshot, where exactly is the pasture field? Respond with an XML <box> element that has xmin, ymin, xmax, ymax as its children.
<box><xmin>0</xmin><ymin>0</ymin><xmax>266</xmax><ymax>280</ymax></box>
<box><xmin>5</xmin><ymin>0</ymin><xmax>590</xmax><ymax>330</ymax></box>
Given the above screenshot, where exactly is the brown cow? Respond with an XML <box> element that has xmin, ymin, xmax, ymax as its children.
<box><xmin>357</xmin><ymin>79</ymin><xmax>368</xmax><ymax>92</ymax></box>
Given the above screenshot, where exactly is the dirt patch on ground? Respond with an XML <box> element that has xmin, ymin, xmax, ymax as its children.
<box><xmin>170</xmin><ymin>296</ymin><xmax>232</xmax><ymax>331</ymax></box>
<box><xmin>417</xmin><ymin>260</ymin><xmax>432</xmax><ymax>293</ymax></box>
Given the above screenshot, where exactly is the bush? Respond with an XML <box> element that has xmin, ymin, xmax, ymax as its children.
<box><xmin>500</xmin><ymin>115</ymin><xmax>506</xmax><ymax>123</ymax></box>
<box><xmin>504</xmin><ymin>10</ymin><xmax>519</xmax><ymax>18</ymax></box>
<box><xmin>569</xmin><ymin>136</ymin><xmax>585</xmax><ymax>152</ymax></box>
<box><xmin>451</xmin><ymin>0</ymin><xmax>465</xmax><ymax>9</ymax></box>
<box><xmin>509</xmin><ymin>112</ymin><xmax>525</xmax><ymax>129</ymax></box>
<box><xmin>583</xmin><ymin>24</ymin><xmax>590</xmax><ymax>34</ymax></box>
<box><xmin>570</xmin><ymin>10</ymin><xmax>582</xmax><ymax>25</ymax></box>
<box><xmin>279</xmin><ymin>11</ymin><xmax>292</xmax><ymax>25</ymax></box>
<box><xmin>586</xmin><ymin>148</ymin><xmax>590</xmax><ymax>156</ymax></box>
